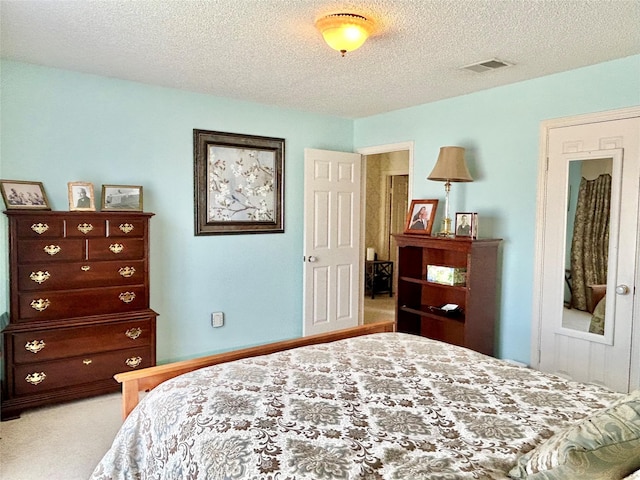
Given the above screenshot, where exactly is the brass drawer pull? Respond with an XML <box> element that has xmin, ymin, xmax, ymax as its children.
<box><xmin>43</xmin><ymin>245</ymin><xmax>61</xmax><ymax>256</ymax></box>
<box><xmin>82</xmin><ymin>359</ymin><xmax>93</xmax><ymax>365</ymax></box>
<box><xmin>25</xmin><ymin>372</ymin><xmax>46</xmax><ymax>385</ymax></box>
<box><xmin>119</xmin><ymin>223</ymin><xmax>134</xmax><ymax>234</ymax></box>
<box><xmin>109</xmin><ymin>243</ymin><xmax>124</xmax><ymax>254</ymax></box>
<box><xmin>125</xmin><ymin>327</ymin><xmax>142</xmax><ymax>340</ymax></box>
<box><xmin>125</xmin><ymin>356</ymin><xmax>142</xmax><ymax>368</ymax></box>
<box><xmin>118</xmin><ymin>266</ymin><xmax>136</xmax><ymax>278</ymax></box>
<box><xmin>81</xmin><ymin>265</ymin><xmax>91</xmax><ymax>271</ymax></box>
<box><xmin>77</xmin><ymin>223</ymin><xmax>94</xmax><ymax>234</ymax></box>
<box><xmin>31</xmin><ymin>223</ymin><xmax>49</xmax><ymax>235</ymax></box>
<box><xmin>30</xmin><ymin>270</ymin><xmax>51</xmax><ymax>284</ymax></box>
<box><xmin>119</xmin><ymin>292</ymin><xmax>136</xmax><ymax>303</ymax></box>
<box><xmin>30</xmin><ymin>298</ymin><xmax>51</xmax><ymax>311</ymax></box>
<box><xmin>25</xmin><ymin>340</ymin><xmax>46</xmax><ymax>354</ymax></box>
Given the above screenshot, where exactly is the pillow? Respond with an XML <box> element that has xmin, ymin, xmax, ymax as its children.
<box><xmin>509</xmin><ymin>390</ymin><xmax>640</xmax><ymax>479</ymax></box>
<box><xmin>623</xmin><ymin>470</ymin><xmax>640</xmax><ymax>480</ymax></box>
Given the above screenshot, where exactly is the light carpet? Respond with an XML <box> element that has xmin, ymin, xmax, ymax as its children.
<box><xmin>0</xmin><ymin>392</ymin><xmax>123</xmax><ymax>480</ymax></box>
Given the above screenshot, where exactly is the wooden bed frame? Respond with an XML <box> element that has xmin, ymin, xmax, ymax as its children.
<box><xmin>114</xmin><ymin>321</ymin><xmax>396</xmax><ymax>419</ymax></box>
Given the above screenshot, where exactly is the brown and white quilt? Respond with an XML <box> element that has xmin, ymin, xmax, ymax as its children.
<box><xmin>91</xmin><ymin>332</ymin><xmax>622</xmax><ymax>479</ymax></box>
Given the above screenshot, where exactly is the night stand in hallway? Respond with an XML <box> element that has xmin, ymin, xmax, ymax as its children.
<box><xmin>365</xmin><ymin>260</ymin><xmax>393</xmax><ymax>299</ymax></box>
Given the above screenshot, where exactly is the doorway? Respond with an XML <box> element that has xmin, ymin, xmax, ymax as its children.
<box><xmin>360</xmin><ymin>148</ymin><xmax>411</xmax><ymax>324</ymax></box>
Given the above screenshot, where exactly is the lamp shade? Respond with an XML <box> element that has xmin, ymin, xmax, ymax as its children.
<box><xmin>315</xmin><ymin>13</ymin><xmax>375</xmax><ymax>56</ymax></box>
<box><xmin>427</xmin><ymin>146</ymin><xmax>473</xmax><ymax>182</ymax></box>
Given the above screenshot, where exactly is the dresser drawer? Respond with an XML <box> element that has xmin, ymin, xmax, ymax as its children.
<box><xmin>18</xmin><ymin>285</ymin><xmax>148</xmax><ymax>320</ymax></box>
<box><xmin>11</xmin><ymin>318</ymin><xmax>153</xmax><ymax>363</ymax></box>
<box><xmin>64</xmin><ymin>218</ymin><xmax>107</xmax><ymax>237</ymax></box>
<box><xmin>18</xmin><ymin>239</ymin><xmax>85</xmax><ymax>264</ymax></box>
<box><xmin>18</xmin><ymin>260</ymin><xmax>146</xmax><ymax>291</ymax></box>
<box><xmin>107</xmin><ymin>218</ymin><xmax>147</xmax><ymax>238</ymax></box>
<box><xmin>13</xmin><ymin>346</ymin><xmax>153</xmax><ymax>395</ymax></box>
<box><xmin>87</xmin><ymin>238</ymin><xmax>145</xmax><ymax>261</ymax></box>
<box><xmin>14</xmin><ymin>218</ymin><xmax>65</xmax><ymax>238</ymax></box>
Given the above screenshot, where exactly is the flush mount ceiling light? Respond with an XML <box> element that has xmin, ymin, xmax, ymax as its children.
<box><xmin>315</xmin><ymin>13</ymin><xmax>375</xmax><ymax>56</ymax></box>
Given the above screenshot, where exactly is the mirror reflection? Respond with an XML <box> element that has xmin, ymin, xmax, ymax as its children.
<box><xmin>562</xmin><ymin>157</ymin><xmax>612</xmax><ymax>335</ymax></box>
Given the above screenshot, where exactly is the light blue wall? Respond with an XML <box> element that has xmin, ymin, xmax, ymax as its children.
<box><xmin>354</xmin><ymin>55</ymin><xmax>640</xmax><ymax>363</ymax></box>
<box><xmin>2</xmin><ymin>56</ymin><xmax>639</xmax><ymax>365</ymax></box>
<box><xmin>0</xmin><ymin>60</ymin><xmax>354</xmax><ymax>362</ymax></box>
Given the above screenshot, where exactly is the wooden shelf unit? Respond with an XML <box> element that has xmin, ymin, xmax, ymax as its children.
<box><xmin>394</xmin><ymin>234</ymin><xmax>501</xmax><ymax>356</ymax></box>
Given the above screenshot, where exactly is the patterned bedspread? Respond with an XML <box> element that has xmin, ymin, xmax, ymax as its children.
<box><xmin>91</xmin><ymin>332</ymin><xmax>622</xmax><ymax>480</ymax></box>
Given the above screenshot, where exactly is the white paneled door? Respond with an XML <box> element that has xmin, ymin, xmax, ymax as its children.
<box><xmin>535</xmin><ymin>110</ymin><xmax>640</xmax><ymax>392</ymax></box>
<box><xmin>303</xmin><ymin>148</ymin><xmax>362</xmax><ymax>336</ymax></box>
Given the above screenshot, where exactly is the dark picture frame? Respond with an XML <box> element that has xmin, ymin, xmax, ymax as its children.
<box><xmin>0</xmin><ymin>179</ymin><xmax>51</xmax><ymax>210</ymax></box>
<box><xmin>68</xmin><ymin>182</ymin><xmax>96</xmax><ymax>211</ymax></box>
<box><xmin>455</xmin><ymin>212</ymin><xmax>478</xmax><ymax>238</ymax></box>
<box><xmin>404</xmin><ymin>199</ymin><xmax>439</xmax><ymax>235</ymax></box>
<box><xmin>194</xmin><ymin>129</ymin><xmax>285</xmax><ymax>235</ymax></box>
<box><xmin>102</xmin><ymin>184</ymin><xmax>143</xmax><ymax>211</ymax></box>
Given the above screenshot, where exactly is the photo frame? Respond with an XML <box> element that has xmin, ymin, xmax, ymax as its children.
<box><xmin>68</xmin><ymin>182</ymin><xmax>96</xmax><ymax>211</ymax></box>
<box><xmin>102</xmin><ymin>185</ymin><xmax>143</xmax><ymax>211</ymax></box>
<box><xmin>194</xmin><ymin>129</ymin><xmax>284</xmax><ymax>235</ymax></box>
<box><xmin>404</xmin><ymin>199</ymin><xmax>439</xmax><ymax>235</ymax></box>
<box><xmin>0</xmin><ymin>179</ymin><xmax>51</xmax><ymax>210</ymax></box>
<box><xmin>455</xmin><ymin>212</ymin><xmax>478</xmax><ymax>238</ymax></box>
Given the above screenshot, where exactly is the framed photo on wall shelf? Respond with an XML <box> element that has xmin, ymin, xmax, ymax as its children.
<box><xmin>455</xmin><ymin>212</ymin><xmax>478</xmax><ymax>238</ymax></box>
<box><xmin>102</xmin><ymin>184</ymin><xmax>143</xmax><ymax>211</ymax></box>
<box><xmin>193</xmin><ymin>129</ymin><xmax>284</xmax><ymax>235</ymax></box>
<box><xmin>0</xmin><ymin>179</ymin><xmax>50</xmax><ymax>210</ymax></box>
<box><xmin>68</xmin><ymin>182</ymin><xmax>96</xmax><ymax>211</ymax></box>
<box><xmin>404</xmin><ymin>199</ymin><xmax>439</xmax><ymax>235</ymax></box>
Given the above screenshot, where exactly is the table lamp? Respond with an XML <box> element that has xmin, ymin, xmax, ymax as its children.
<box><xmin>427</xmin><ymin>146</ymin><xmax>473</xmax><ymax>236</ymax></box>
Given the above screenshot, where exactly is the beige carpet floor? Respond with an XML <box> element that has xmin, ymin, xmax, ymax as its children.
<box><xmin>364</xmin><ymin>294</ymin><xmax>395</xmax><ymax>324</ymax></box>
<box><xmin>0</xmin><ymin>392</ymin><xmax>123</xmax><ymax>480</ymax></box>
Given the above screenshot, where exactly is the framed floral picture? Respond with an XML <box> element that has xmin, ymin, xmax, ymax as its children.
<box><xmin>404</xmin><ymin>199</ymin><xmax>439</xmax><ymax>235</ymax></box>
<box><xmin>0</xmin><ymin>179</ymin><xmax>50</xmax><ymax>210</ymax></box>
<box><xmin>193</xmin><ymin>129</ymin><xmax>284</xmax><ymax>235</ymax></box>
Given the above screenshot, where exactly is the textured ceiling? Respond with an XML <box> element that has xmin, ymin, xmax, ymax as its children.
<box><xmin>1</xmin><ymin>0</ymin><xmax>639</xmax><ymax>119</ymax></box>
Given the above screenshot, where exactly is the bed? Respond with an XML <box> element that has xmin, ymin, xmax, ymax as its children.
<box><xmin>91</xmin><ymin>322</ymin><xmax>640</xmax><ymax>479</ymax></box>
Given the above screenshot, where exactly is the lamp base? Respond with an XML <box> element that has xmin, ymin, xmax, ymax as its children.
<box><xmin>437</xmin><ymin>217</ymin><xmax>454</xmax><ymax>237</ymax></box>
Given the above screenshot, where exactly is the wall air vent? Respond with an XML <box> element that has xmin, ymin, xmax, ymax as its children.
<box><xmin>461</xmin><ymin>58</ymin><xmax>513</xmax><ymax>73</ymax></box>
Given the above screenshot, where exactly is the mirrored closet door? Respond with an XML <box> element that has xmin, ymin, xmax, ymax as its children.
<box><xmin>533</xmin><ymin>108</ymin><xmax>640</xmax><ymax>393</ymax></box>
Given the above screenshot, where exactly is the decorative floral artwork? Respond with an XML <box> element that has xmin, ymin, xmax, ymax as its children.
<box><xmin>207</xmin><ymin>145</ymin><xmax>275</xmax><ymax>222</ymax></box>
<box><xmin>194</xmin><ymin>130</ymin><xmax>284</xmax><ymax>235</ymax></box>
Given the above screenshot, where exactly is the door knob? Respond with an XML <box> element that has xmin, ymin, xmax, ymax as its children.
<box><xmin>615</xmin><ymin>284</ymin><xmax>630</xmax><ymax>295</ymax></box>
<box><xmin>308</xmin><ymin>256</ymin><xmax>318</xmax><ymax>262</ymax></box>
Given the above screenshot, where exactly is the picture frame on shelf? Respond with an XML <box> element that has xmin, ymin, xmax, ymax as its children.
<box><xmin>455</xmin><ymin>212</ymin><xmax>478</xmax><ymax>238</ymax></box>
<box><xmin>68</xmin><ymin>182</ymin><xmax>96</xmax><ymax>211</ymax></box>
<box><xmin>102</xmin><ymin>184</ymin><xmax>143</xmax><ymax>211</ymax></box>
<box><xmin>193</xmin><ymin>129</ymin><xmax>284</xmax><ymax>235</ymax></box>
<box><xmin>0</xmin><ymin>179</ymin><xmax>51</xmax><ymax>210</ymax></box>
<box><xmin>404</xmin><ymin>199</ymin><xmax>439</xmax><ymax>235</ymax></box>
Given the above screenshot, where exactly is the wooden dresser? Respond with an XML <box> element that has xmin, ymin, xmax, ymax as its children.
<box><xmin>394</xmin><ymin>234</ymin><xmax>501</xmax><ymax>356</ymax></box>
<box><xmin>1</xmin><ymin>211</ymin><xmax>156</xmax><ymax>420</ymax></box>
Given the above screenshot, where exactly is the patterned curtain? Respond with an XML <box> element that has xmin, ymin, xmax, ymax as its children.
<box><xmin>570</xmin><ymin>174</ymin><xmax>611</xmax><ymax>311</ymax></box>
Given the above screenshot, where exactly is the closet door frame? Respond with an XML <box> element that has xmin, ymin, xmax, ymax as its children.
<box><xmin>532</xmin><ymin>106</ymin><xmax>640</xmax><ymax>391</ymax></box>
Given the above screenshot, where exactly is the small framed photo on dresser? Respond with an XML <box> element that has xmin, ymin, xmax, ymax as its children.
<box><xmin>455</xmin><ymin>212</ymin><xmax>478</xmax><ymax>238</ymax></box>
<box><xmin>68</xmin><ymin>182</ymin><xmax>96</xmax><ymax>211</ymax></box>
<box><xmin>0</xmin><ymin>179</ymin><xmax>51</xmax><ymax>210</ymax></box>
<box><xmin>404</xmin><ymin>199</ymin><xmax>439</xmax><ymax>235</ymax></box>
<box><xmin>101</xmin><ymin>185</ymin><xmax>143</xmax><ymax>211</ymax></box>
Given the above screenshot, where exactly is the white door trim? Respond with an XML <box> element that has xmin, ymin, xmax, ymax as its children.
<box><xmin>356</xmin><ymin>142</ymin><xmax>414</xmax><ymax>323</ymax></box>
<box><xmin>532</xmin><ymin>106</ymin><xmax>640</xmax><ymax>389</ymax></box>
